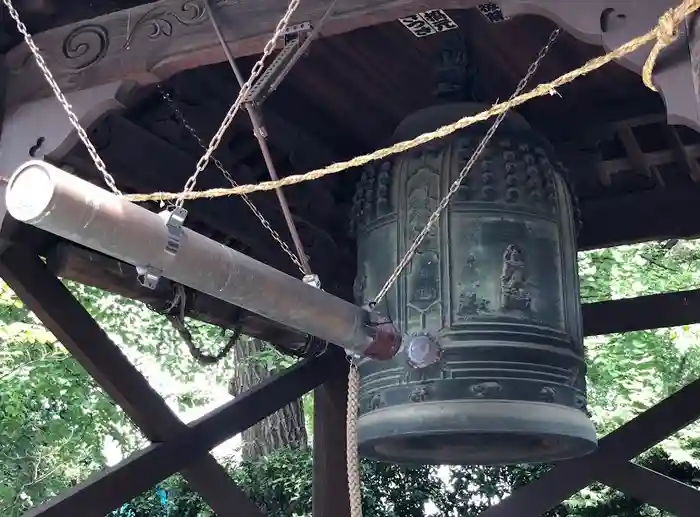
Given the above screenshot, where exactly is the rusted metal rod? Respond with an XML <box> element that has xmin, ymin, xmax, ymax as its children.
<box><xmin>5</xmin><ymin>160</ymin><xmax>400</xmax><ymax>360</ymax></box>
<box><xmin>205</xmin><ymin>0</ymin><xmax>312</xmax><ymax>275</ymax></box>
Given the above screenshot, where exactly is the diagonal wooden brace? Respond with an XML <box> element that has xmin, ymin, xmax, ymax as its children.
<box><xmin>478</xmin><ymin>374</ymin><xmax>700</xmax><ymax>517</ymax></box>
<box><xmin>597</xmin><ymin>461</ymin><xmax>700</xmax><ymax>516</ymax></box>
<box><xmin>0</xmin><ymin>245</ymin><xmax>340</xmax><ymax>517</ymax></box>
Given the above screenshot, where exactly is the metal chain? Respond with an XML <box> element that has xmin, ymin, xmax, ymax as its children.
<box><xmin>2</xmin><ymin>0</ymin><xmax>122</xmax><ymax>195</ymax></box>
<box><xmin>176</xmin><ymin>0</ymin><xmax>301</xmax><ymax>208</ymax></box>
<box><xmin>372</xmin><ymin>28</ymin><xmax>561</xmax><ymax>305</ymax></box>
<box><xmin>161</xmin><ymin>283</ymin><xmax>242</xmax><ymax>365</ymax></box>
<box><xmin>159</xmin><ymin>88</ymin><xmax>306</xmax><ymax>275</ymax></box>
<box><xmin>2</xmin><ymin>0</ymin><xmax>299</xmax><ymax>202</ymax></box>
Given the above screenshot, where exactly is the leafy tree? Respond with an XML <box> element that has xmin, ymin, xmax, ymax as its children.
<box><xmin>229</xmin><ymin>337</ymin><xmax>308</xmax><ymax>461</ymax></box>
<box><xmin>5</xmin><ymin>239</ymin><xmax>700</xmax><ymax>517</ymax></box>
<box><xmin>580</xmin><ymin>241</ymin><xmax>700</xmax><ymax>466</ymax></box>
<box><xmin>0</xmin><ymin>282</ymin><xmax>139</xmax><ymax>517</ymax></box>
<box><xmin>117</xmin><ymin>447</ymin><xmax>445</xmax><ymax>517</ymax></box>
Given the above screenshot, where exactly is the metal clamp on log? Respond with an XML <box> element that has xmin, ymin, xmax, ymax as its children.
<box><xmin>137</xmin><ymin>207</ymin><xmax>187</xmax><ymax>290</ymax></box>
<box><xmin>246</xmin><ymin>22</ymin><xmax>313</xmax><ymax>105</ymax></box>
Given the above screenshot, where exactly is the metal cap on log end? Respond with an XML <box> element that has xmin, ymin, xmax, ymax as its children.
<box><xmin>5</xmin><ymin>162</ymin><xmax>56</xmax><ymax>223</ymax></box>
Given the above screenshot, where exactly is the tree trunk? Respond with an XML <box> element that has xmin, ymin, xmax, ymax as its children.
<box><xmin>229</xmin><ymin>337</ymin><xmax>308</xmax><ymax>461</ymax></box>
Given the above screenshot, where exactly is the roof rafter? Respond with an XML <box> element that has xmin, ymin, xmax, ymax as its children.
<box><xmin>4</xmin><ymin>0</ymin><xmax>700</xmax><ymax>132</ymax></box>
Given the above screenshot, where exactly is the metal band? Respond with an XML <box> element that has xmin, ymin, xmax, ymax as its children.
<box><xmin>137</xmin><ymin>207</ymin><xmax>188</xmax><ymax>290</ymax></box>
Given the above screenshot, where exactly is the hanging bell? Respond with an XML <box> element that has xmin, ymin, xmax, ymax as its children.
<box><xmin>349</xmin><ymin>101</ymin><xmax>597</xmax><ymax>465</ymax></box>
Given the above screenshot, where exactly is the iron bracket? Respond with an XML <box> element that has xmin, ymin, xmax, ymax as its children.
<box><xmin>246</xmin><ymin>22</ymin><xmax>313</xmax><ymax>105</ymax></box>
<box><xmin>137</xmin><ymin>207</ymin><xmax>188</xmax><ymax>290</ymax></box>
<box><xmin>303</xmin><ymin>273</ymin><xmax>322</xmax><ymax>289</ymax></box>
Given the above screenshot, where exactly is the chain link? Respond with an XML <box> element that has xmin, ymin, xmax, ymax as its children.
<box><xmin>346</xmin><ymin>360</ymin><xmax>362</xmax><ymax>517</ymax></box>
<box><xmin>159</xmin><ymin>88</ymin><xmax>306</xmax><ymax>274</ymax></box>
<box><xmin>2</xmin><ymin>0</ymin><xmax>122</xmax><ymax>195</ymax></box>
<box><xmin>373</xmin><ymin>28</ymin><xmax>561</xmax><ymax>305</ymax></box>
<box><xmin>2</xmin><ymin>0</ymin><xmax>299</xmax><ymax>202</ymax></box>
<box><xmin>177</xmin><ymin>0</ymin><xmax>301</xmax><ymax>208</ymax></box>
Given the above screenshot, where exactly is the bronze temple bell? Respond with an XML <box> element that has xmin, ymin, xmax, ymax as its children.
<box><xmin>349</xmin><ymin>36</ymin><xmax>597</xmax><ymax>465</ymax></box>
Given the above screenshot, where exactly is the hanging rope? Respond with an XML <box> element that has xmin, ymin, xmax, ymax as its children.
<box><xmin>346</xmin><ymin>360</ymin><xmax>362</xmax><ymax>517</ymax></box>
<box><xmin>642</xmin><ymin>0</ymin><xmax>693</xmax><ymax>91</ymax></box>
<box><xmin>124</xmin><ymin>0</ymin><xmax>700</xmax><ymax>204</ymax></box>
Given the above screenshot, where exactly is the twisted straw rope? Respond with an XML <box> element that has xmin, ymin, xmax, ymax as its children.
<box><xmin>125</xmin><ymin>0</ymin><xmax>700</xmax><ymax>204</ymax></box>
<box><xmin>346</xmin><ymin>363</ymin><xmax>362</xmax><ymax>517</ymax></box>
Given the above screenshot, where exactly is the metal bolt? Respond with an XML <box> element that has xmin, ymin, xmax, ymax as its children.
<box><xmin>406</xmin><ymin>334</ymin><xmax>441</xmax><ymax>369</ymax></box>
<box><xmin>303</xmin><ymin>274</ymin><xmax>321</xmax><ymax>289</ymax></box>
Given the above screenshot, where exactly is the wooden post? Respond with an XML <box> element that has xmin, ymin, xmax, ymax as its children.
<box><xmin>313</xmin><ymin>357</ymin><xmax>351</xmax><ymax>517</ymax></box>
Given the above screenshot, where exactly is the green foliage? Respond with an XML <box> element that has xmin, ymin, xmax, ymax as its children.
<box><xmin>571</xmin><ymin>450</ymin><xmax>700</xmax><ymax>517</ymax></box>
<box><xmin>0</xmin><ymin>283</ymin><xmax>138</xmax><ymax>517</ymax></box>
<box><xmin>580</xmin><ymin>241</ymin><xmax>700</xmax><ymax>466</ymax></box>
<box><xmin>120</xmin><ymin>449</ymin><xmax>700</xmax><ymax>517</ymax></box>
<box><xmin>4</xmin><ymin>239</ymin><xmax>700</xmax><ymax>516</ymax></box>
<box><xmin>66</xmin><ymin>280</ymin><xmax>237</xmax><ymax>390</ymax></box>
<box><xmin>359</xmin><ymin>458</ymin><xmax>445</xmax><ymax>517</ymax></box>
<box><xmin>117</xmin><ymin>447</ymin><xmax>445</xmax><ymax>517</ymax></box>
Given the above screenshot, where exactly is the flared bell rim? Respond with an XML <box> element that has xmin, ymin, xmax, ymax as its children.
<box><xmin>358</xmin><ymin>400</ymin><xmax>597</xmax><ymax>466</ymax></box>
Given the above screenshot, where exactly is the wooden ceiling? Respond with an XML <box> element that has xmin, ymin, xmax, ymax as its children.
<box><xmin>3</xmin><ymin>1</ymin><xmax>700</xmax><ymax>279</ymax></box>
<box><xmin>0</xmin><ymin>0</ymin><xmax>144</xmax><ymax>52</ymax></box>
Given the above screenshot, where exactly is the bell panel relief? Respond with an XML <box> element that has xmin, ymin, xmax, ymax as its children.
<box><xmin>403</xmin><ymin>165</ymin><xmax>442</xmax><ymax>335</ymax></box>
<box><xmin>449</xmin><ymin>213</ymin><xmax>565</xmax><ymax>331</ymax></box>
<box><xmin>354</xmin><ymin>222</ymin><xmax>398</xmax><ymax>320</ymax></box>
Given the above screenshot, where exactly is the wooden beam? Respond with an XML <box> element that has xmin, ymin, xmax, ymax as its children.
<box><xmin>597</xmin><ymin>462</ymin><xmax>700</xmax><ymax>517</ymax></box>
<box><xmin>616</xmin><ymin>125</ymin><xmax>664</xmax><ymax>186</ymax></box>
<box><xmin>477</xmin><ymin>374</ymin><xmax>700</xmax><ymax>517</ymax></box>
<box><xmin>663</xmin><ymin>125</ymin><xmax>700</xmax><ymax>182</ymax></box>
<box><xmin>0</xmin><ymin>245</ymin><xmax>265</xmax><ymax>517</ymax></box>
<box><xmin>6</xmin><ymin>0</ymin><xmax>700</xmax><ymax>134</ymax></box>
<box><xmin>537</xmin><ymin>109</ymin><xmax>667</xmax><ymax>146</ymax></box>
<box><xmin>2</xmin><ymin>0</ymin><xmax>479</xmax><ymax>109</ymax></box>
<box><xmin>578</xmin><ymin>187</ymin><xmax>700</xmax><ymax>250</ymax></box>
<box><xmin>0</xmin><ymin>81</ymin><xmax>135</xmax><ymax>176</ymax></box>
<box><xmin>583</xmin><ymin>289</ymin><xmax>700</xmax><ymax>337</ymax></box>
<box><xmin>21</xmin><ymin>351</ymin><xmax>336</xmax><ymax>517</ymax></box>
<box><xmin>46</xmin><ymin>242</ymin><xmax>307</xmax><ymax>351</ymax></box>
<box><xmin>0</xmin><ymin>242</ymin><xmax>345</xmax><ymax>517</ymax></box>
<box><xmin>598</xmin><ymin>142</ymin><xmax>700</xmax><ymax>177</ymax></box>
<box><xmin>313</xmin><ymin>359</ymin><xmax>351</xmax><ymax>517</ymax></box>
